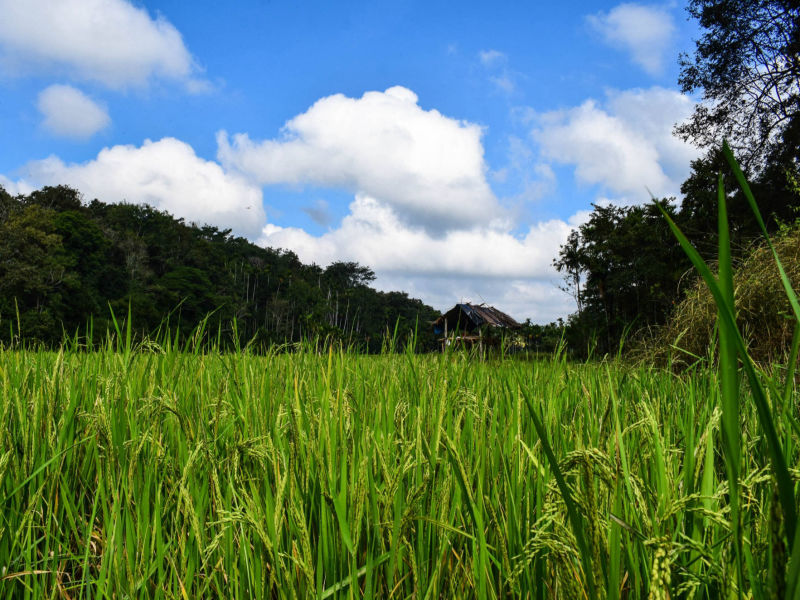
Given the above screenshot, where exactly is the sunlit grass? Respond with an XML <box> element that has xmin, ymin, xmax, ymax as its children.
<box><xmin>0</xmin><ymin>336</ymin><xmax>796</xmax><ymax>598</ymax></box>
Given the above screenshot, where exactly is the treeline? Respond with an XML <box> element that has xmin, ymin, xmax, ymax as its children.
<box><xmin>553</xmin><ymin>0</ymin><xmax>800</xmax><ymax>357</ymax></box>
<box><xmin>0</xmin><ymin>185</ymin><xmax>439</xmax><ymax>351</ymax></box>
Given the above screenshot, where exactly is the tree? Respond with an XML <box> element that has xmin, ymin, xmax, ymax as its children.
<box><xmin>0</xmin><ymin>204</ymin><xmax>77</xmax><ymax>342</ymax></box>
<box><xmin>553</xmin><ymin>230</ymin><xmax>583</xmax><ymax>316</ymax></box>
<box><xmin>26</xmin><ymin>185</ymin><xmax>83</xmax><ymax>212</ymax></box>
<box><xmin>323</xmin><ymin>261</ymin><xmax>376</xmax><ymax>289</ymax></box>
<box><xmin>676</xmin><ymin>0</ymin><xmax>800</xmax><ymax>169</ymax></box>
<box><xmin>679</xmin><ymin>147</ymin><xmax>800</xmax><ymax>256</ymax></box>
<box><xmin>0</xmin><ymin>186</ymin><xmax>15</xmax><ymax>222</ymax></box>
<box><xmin>554</xmin><ymin>200</ymin><xmax>690</xmax><ymax>355</ymax></box>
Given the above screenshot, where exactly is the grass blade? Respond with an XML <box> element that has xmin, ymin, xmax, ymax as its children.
<box><xmin>716</xmin><ymin>172</ymin><xmax>745</xmax><ymax>595</ymax></box>
<box><xmin>519</xmin><ymin>385</ymin><xmax>597</xmax><ymax>600</ymax></box>
<box><xmin>657</xmin><ymin>202</ymin><xmax>796</xmax><ymax>543</ymax></box>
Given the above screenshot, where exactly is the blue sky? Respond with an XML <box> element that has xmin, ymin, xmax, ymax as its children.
<box><xmin>0</xmin><ymin>0</ymin><xmax>703</xmax><ymax>321</ymax></box>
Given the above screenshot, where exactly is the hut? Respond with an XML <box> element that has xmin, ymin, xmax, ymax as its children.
<box><xmin>432</xmin><ymin>303</ymin><xmax>521</xmax><ymax>352</ymax></box>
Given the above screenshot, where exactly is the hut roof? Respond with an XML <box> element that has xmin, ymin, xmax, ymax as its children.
<box><xmin>433</xmin><ymin>303</ymin><xmax>521</xmax><ymax>334</ymax></box>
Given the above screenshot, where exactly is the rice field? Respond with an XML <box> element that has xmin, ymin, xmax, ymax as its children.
<box><xmin>0</xmin><ymin>338</ymin><xmax>797</xmax><ymax>599</ymax></box>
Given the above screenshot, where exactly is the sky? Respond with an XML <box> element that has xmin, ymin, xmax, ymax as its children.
<box><xmin>0</xmin><ymin>0</ymin><xmax>704</xmax><ymax>322</ymax></box>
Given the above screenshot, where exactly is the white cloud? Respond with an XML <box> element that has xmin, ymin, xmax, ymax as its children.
<box><xmin>533</xmin><ymin>87</ymin><xmax>699</xmax><ymax>201</ymax></box>
<box><xmin>7</xmin><ymin>138</ymin><xmax>264</xmax><ymax>237</ymax></box>
<box><xmin>217</xmin><ymin>86</ymin><xmax>500</xmax><ymax>231</ymax></box>
<box><xmin>37</xmin><ymin>84</ymin><xmax>110</xmax><ymax>139</ymax></box>
<box><xmin>479</xmin><ymin>49</ymin><xmax>506</xmax><ymax>67</ymax></box>
<box><xmin>376</xmin><ymin>274</ymin><xmax>574</xmax><ymax>324</ymax></box>
<box><xmin>260</xmin><ymin>195</ymin><xmax>570</xmax><ymax>278</ymax></box>
<box><xmin>587</xmin><ymin>3</ymin><xmax>675</xmax><ymax>75</ymax></box>
<box><xmin>215</xmin><ymin>85</ymin><xmax>584</xmax><ymax>320</ymax></box>
<box><xmin>478</xmin><ymin>49</ymin><xmax>516</xmax><ymax>94</ymax></box>
<box><xmin>0</xmin><ymin>0</ymin><xmax>203</xmax><ymax>89</ymax></box>
<box><xmin>0</xmin><ymin>175</ymin><xmax>34</xmax><ymax>196</ymax></box>
<box><xmin>257</xmin><ymin>195</ymin><xmax>578</xmax><ymax>320</ymax></box>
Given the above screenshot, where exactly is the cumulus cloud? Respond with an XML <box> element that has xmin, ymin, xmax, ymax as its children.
<box><xmin>7</xmin><ymin>138</ymin><xmax>264</xmax><ymax>237</ymax></box>
<box><xmin>0</xmin><ymin>0</ymin><xmax>204</xmax><ymax>89</ymax></box>
<box><xmin>260</xmin><ymin>195</ymin><xmax>570</xmax><ymax>278</ymax></box>
<box><xmin>0</xmin><ymin>174</ymin><xmax>34</xmax><ymax>196</ymax></box>
<box><xmin>214</xmin><ymin>85</ymin><xmax>582</xmax><ymax>319</ymax></box>
<box><xmin>256</xmin><ymin>195</ymin><xmax>577</xmax><ymax>319</ymax></box>
<box><xmin>533</xmin><ymin>87</ymin><xmax>699</xmax><ymax>201</ymax></box>
<box><xmin>217</xmin><ymin>86</ymin><xmax>500</xmax><ymax>232</ymax></box>
<box><xmin>587</xmin><ymin>3</ymin><xmax>675</xmax><ymax>75</ymax></box>
<box><xmin>37</xmin><ymin>84</ymin><xmax>110</xmax><ymax>139</ymax></box>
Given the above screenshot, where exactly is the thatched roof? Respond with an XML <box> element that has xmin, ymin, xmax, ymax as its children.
<box><xmin>433</xmin><ymin>303</ymin><xmax>521</xmax><ymax>334</ymax></box>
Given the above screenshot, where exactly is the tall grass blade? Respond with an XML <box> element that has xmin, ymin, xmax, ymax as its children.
<box><xmin>657</xmin><ymin>201</ymin><xmax>797</xmax><ymax>545</ymax></box>
<box><xmin>716</xmin><ymin>171</ymin><xmax>745</xmax><ymax>595</ymax></box>
<box><xmin>519</xmin><ymin>385</ymin><xmax>597</xmax><ymax>600</ymax></box>
<box><xmin>442</xmin><ymin>431</ymin><xmax>490</xmax><ymax>600</ymax></box>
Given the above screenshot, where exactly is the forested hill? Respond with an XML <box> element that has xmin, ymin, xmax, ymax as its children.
<box><xmin>0</xmin><ymin>185</ymin><xmax>440</xmax><ymax>350</ymax></box>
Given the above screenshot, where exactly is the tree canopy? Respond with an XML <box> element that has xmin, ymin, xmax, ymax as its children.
<box><xmin>0</xmin><ymin>185</ymin><xmax>439</xmax><ymax>351</ymax></box>
<box><xmin>554</xmin><ymin>201</ymin><xmax>692</xmax><ymax>355</ymax></box>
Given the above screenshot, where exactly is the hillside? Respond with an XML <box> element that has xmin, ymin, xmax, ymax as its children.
<box><xmin>0</xmin><ymin>185</ymin><xmax>439</xmax><ymax>350</ymax></box>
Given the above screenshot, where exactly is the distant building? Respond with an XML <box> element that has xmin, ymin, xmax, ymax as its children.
<box><xmin>432</xmin><ymin>303</ymin><xmax>521</xmax><ymax>352</ymax></box>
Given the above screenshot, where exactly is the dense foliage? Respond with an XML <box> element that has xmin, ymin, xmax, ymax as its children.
<box><xmin>554</xmin><ymin>200</ymin><xmax>691</xmax><ymax>355</ymax></box>
<box><xmin>554</xmin><ymin>178</ymin><xmax>800</xmax><ymax>357</ymax></box>
<box><xmin>0</xmin><ymin>185</ymin><xmax>439</xmax><ymax>351</ymax></box>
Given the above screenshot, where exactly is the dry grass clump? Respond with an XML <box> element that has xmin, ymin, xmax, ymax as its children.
<box><xmin>646</xmin><ymin>223</ymin><xmax>800</xmax><ymax>368</ymax></box>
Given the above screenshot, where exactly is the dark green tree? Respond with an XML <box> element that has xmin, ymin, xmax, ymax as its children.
<box><xmin>675</xmin><ymin>0</ymin><xmax>800</xmax><ymax>265</ymax></box>
<box><xmin>677</xmin><ymin>0</ymin><xmax>800</xmax><ymax>169</ymax></box>
<box><xmin>554</xmin><ymin>200</ymin><xmax>690</xmax><ymax>355</ymax></box>
<box><xmin>680</xmin><ymin>148</ymin><xmax>800</xmax><ymax>258</ymax></box>
<box><xmin>0</xmin><ymin>204</ymin><xmax>76</xmax><ymax>341</ymax></box>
